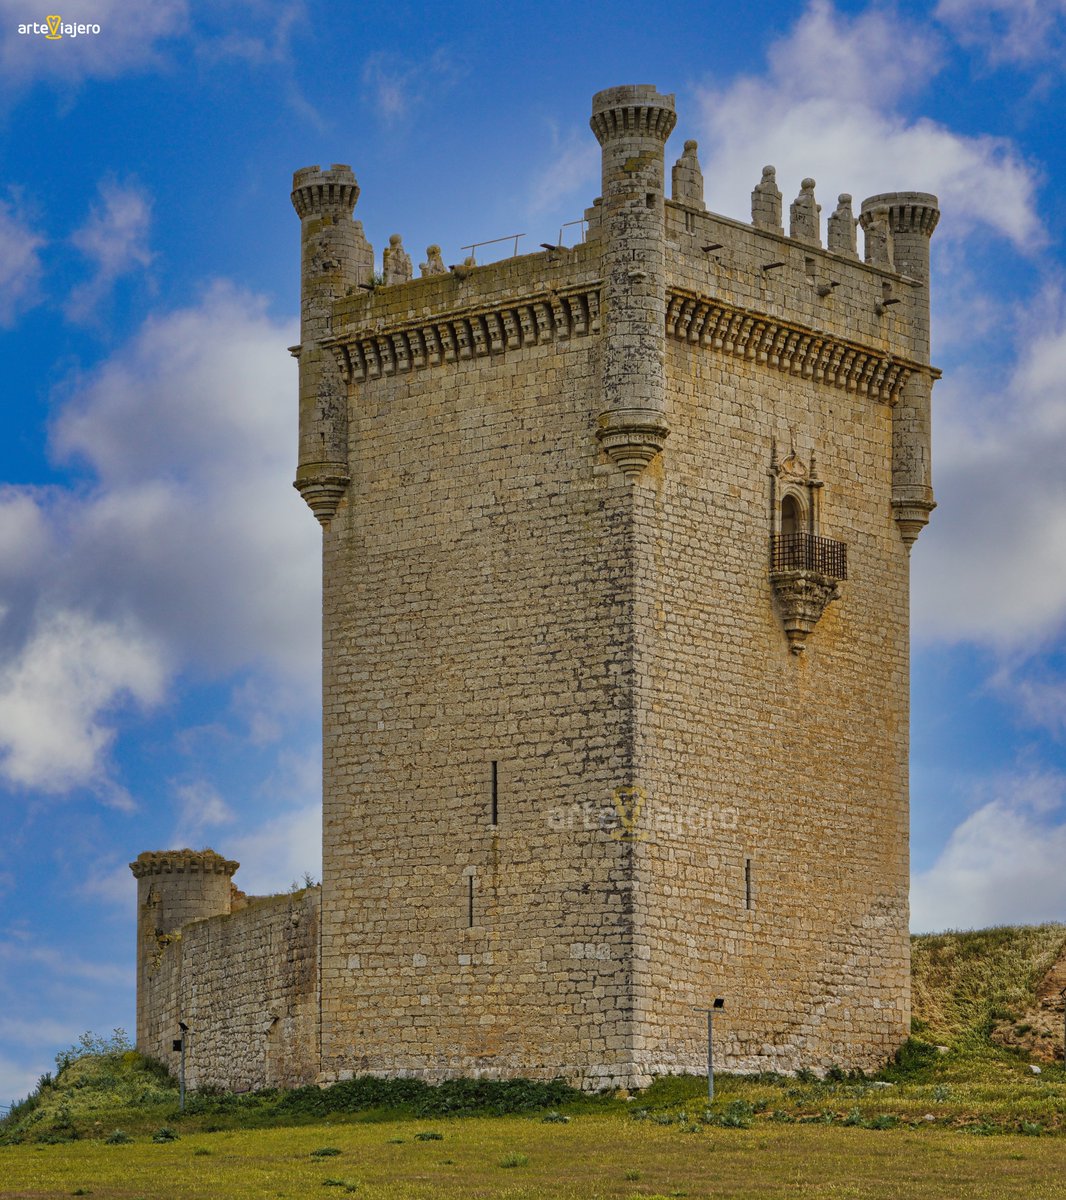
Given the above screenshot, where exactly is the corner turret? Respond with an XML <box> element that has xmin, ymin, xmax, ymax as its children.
<box><xmin>291</xmin><ymin>164</ymin><xmax>373</xmax><ymax>525</ymax></box>
<box><xmin>590</xmin><ymin>84</ymin><xmax>677</xmax><ymax>478</ymax></box>
<box><xmin>860</xmin><ymin>191</ymin><xmax>940</xmax><ymax>546</ymax></box>
<box><xmin>129</xmin><ymin>850</ymin><xmax>239</xmax><ymax>1051</ymax></box>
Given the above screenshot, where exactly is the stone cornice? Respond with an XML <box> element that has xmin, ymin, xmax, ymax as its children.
<box><xmin>325</xmin><ymin>285</ymin><xmax>602</xmax><ymax>383</ymax></box>
<box><xmin>666</xmin><ymin>288</ymin><xmax>936</xmax><ymax>405</ymax></box>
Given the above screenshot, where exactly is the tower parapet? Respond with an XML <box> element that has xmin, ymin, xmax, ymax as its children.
<box><xmin>590</xmin><ymin>84</ymin><xmax>677</xmax><ymax>478</ymax></box>
<box><xmin>291</xmin><ymin>164</ymin><xmax>373</xmax><ymax>525</ymax></box>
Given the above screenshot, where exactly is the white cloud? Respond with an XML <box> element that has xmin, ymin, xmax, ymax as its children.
<box><xmin>0</xmin><ymin>1053</ymin><xmax>45</xmax><ymax>1107</ymax></box>
<box><xmin>914</xmin><ymin>283</ymin><xmax>1066</xmax><ymax>649</ymax></box>
<box><xmin>911</xmin><ymin>771</ymin><xmax>1066</xmax><ymax>931</ymax></box>
<box><xmin>0</xmin><ymin>609</ymin><xmax>166</xmax><ymax>794</ymax></box>
<box><xmin>936</xmin><ymin>0</ymin><xmax>1066</xmax><ymax>67</ymax></box>
<box><xmin>0</xmin><ymin>282</ymin><xmax>319</xmax><ymax>797</ymax></box>
<box><xmin>0</xmin><ymin>194</ymin><xmax>44</xmax><ymax>326</ymax></box>
<box><xmin>0</xmin><ymin>0</ymin><xmax>189</xmax><ymax>90</ymax></box>
<box><xmin>690</xmin><ymin>0</ymin><xmax>1041</xmax><ymax>249</ymax></box>
<box><xmin>65</xmin><ymin>178</ymin><xmax>154</xmax><ymax>324</ymax></box>
<box><xmin>360</xmin><ymin>47</ymin><xmax>461</xmax><ymax>124</ymax></box>
<box><xmin>526</xmin><ymin>129</ymin><xmax>599</xmax><ymax>223</ymax></box>
<box><xmin>228</xmin><ymin>801</ymin><xmax>320</xmax><ymax>895</ymax></box>
<box><xmin>172</xmin><ymin>779</ymin><xmax>235</xmax><ymax>844</ymax></box>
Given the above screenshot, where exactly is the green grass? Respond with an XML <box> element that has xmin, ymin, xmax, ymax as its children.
<box><xmin>3</xmin><ymin>926</ymin><xmax>1066</xmax><ymax>1197</ymax></box>
<box><xmin>3</xmin><ymin>1115</ymin><xmax>1066</xmax><ymax>1198</ymax></box>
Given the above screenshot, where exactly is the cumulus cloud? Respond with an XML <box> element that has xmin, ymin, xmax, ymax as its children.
<box><xmin>690</xmin><ymin>0</ymin><xmax>1041</xmax><ymax>249</ymax></box>
<box><xmin>65</xmin><ymin>178</ymin><xmax>154</xmax><ymax>324</ymax></box>
<box><xmin>936</xmin><ymin>0</ymin><xmax>1066</xmax><ymax>67</ymax></box>
<box><xmin>0</xmin><ymin>194</ymin><xmax>45</xmax><ymax>326</ymax></box>
<box><xmin>0</xmin><ymin>610</ymin><xmax>166</xmax><ymax>795</ymax></box>
<box><xmin>914</xmin><ymin>284</ymin><xmax>1066</xmax><ymax>649</ymax></box>
<box><xmin>228</xmin><ymin>801</ymin><xmax>320</xmax><ymax>895</ymax></box>
<box><xmin>0</xmin><ymin>282</ymin><xmax>319</xmax><ymax>797</ymax></box>
<box><xmin>911</xmin><ymin>771</ymin><xmax>1066</xmax><ymax>931</ymax></box>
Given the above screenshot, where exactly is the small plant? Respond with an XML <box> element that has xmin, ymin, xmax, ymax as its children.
<box><xmin>866</xmin><ymin>1113</ymin><xmax>897</xmax><ymax>1130</ymax></box>
<box><xmin>499</xmin><ymin>1152</ymin><xmax>529</xmax><ymax>1168</ymax></box>
<box><xmin>72</xmin><ymin>1190</ymin><xmax>92</xmax><ymax>1196</ymax></box>
<box><xmin>193</xmin><ymin>1147</ymin><xmax>212</xmax><ymax>1156</ymax></box>
<box><xmin>624</xmin><ymin>1168</ymin><xmax>641</xmax><ymax>1181</ymax></box>
<box><xmin>152</xmin><ymin>1126</ymin><xmax>178</xmax><ymax>1143</ymax></box>
<box><xmin>932</xmin><ymin>1084</ymin><xmax>951</xmax><ymax>1103</ymax></box>
<box><xmin>105</xmin><ymin>1129</ymin><xmax>133</xmax><ymax>1144</ymax></box>
<box><xmin>413</xmin><ymin>1130</ymin><xmax>443</xmax><ymax>1141</ymax></box>
<box><xmin>1019</xmin><ymin>1121</ymin><xmax>1043</xmax><ymax>1136</ymax></box>
<box><xmin>310</xmin><ymin>1146</ymin><xmax>343</xmax><ymax>1156</ymax></box>
<box><xmin>542</xmin><ymin>1110</ymin><xmax>570</xmax><ymax>1123</ymax></box>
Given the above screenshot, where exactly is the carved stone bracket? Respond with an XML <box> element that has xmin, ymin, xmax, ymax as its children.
<box><xmin>770</xmin><ymin>568</ymin><xmax>842</xmax><ymax>654</ymax></box>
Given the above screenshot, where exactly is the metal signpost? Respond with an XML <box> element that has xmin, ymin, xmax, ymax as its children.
<box><xmin>693</xmin><ymin>998</ymin><xmax>725</xmax><ymax>1102</ymax></box>
<box><xmin>174</xmin><ymin>1021</ymin><xmax>190</xmax><ymax>1113</ymax></box>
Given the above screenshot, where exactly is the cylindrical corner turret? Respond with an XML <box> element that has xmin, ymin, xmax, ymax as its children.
<box><xmin>291</xmin><ymin>164</ymin><xmax>373</xmax><ymax>525</ymax></box>
<box><xmin>860</xmin><ymin>192</ymin><xmax>939</xmax><ymax>287</ymax></box>
<box><xmin>129</xmin><ymin>849</ymin><xmax>239</xmax><ymax>1052</ymax></box>
<box><xmin>130</xmin><ymin>848</ymin><xmax>239</xmax><ymax>932</ymax></box>
<box><xmin>860</xmin><ymin>192</ymin><xmax>940</xmax><ymax>548</ymax></box>
<box><xmin>590</xmin><ymin>85</ymin><xmax>676</xmax><ymax>479</ymax></box>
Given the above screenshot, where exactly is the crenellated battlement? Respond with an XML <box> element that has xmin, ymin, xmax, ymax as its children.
<box><xmin>129</xmin><ymin>849</ymin><xmax>239</xmax><ymax>878</ymax></box>
<box><xmin>290</xmin><ymin>164</ymin><xmax>359</xmax><ymax>220</ymax></box>
<box><xmin>589</xmin><ymin>83</ymin><xmax>677</xmax><ymax>144</ymax></box>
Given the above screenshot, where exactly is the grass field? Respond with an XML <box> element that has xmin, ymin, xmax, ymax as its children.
<box><xmin>4</xmin><ymin>1113</ymin><xmax>1066</xmax><ymax>1199</ymax></box>
<box><xmin>2</xmin><ymin>925</ymin><xmax>1066</xmax><ymax>1198</ymax></box>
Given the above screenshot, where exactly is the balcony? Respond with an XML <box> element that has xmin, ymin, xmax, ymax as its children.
<box><xmin>769</xmin><ymin>533</ymin><xmax>848</xmax><ymax>654</ymax></box>
<box><xmin>770</xmin><ymin>532</ymin><xmax>847</xmax><ymax>581</ymax></box>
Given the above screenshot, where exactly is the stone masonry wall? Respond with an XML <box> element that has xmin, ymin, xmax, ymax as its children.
<box><xmin>318</xmin><ymin>245</ymin><xmax>656</xmax><ymax>1088</ymax></box>
<box><xmin>135</xmin><ymin>878</ymin><xmax>319</xmax><ymax>1092</ymax></box>
<box><xmin>619</xmin><ymin>199</ymin><xmax>919</xmax><ymax>1076</ymax></box>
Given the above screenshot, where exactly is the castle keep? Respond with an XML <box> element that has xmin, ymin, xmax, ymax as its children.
<box><xmin>132</xmin><ymin>84</ymin><xmax>938</xmax><ymax>1090</ymax></box>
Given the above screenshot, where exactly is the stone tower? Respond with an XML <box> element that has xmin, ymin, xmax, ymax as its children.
<box><xmin>286</xmin><ymin>82</ymin><xmax>938</xmax><ymax>1087</ymax></box>
<box><xmin>129</xmin><ymin>80</ymin><xmax>939</xmax><ymax>1093</ymax></box>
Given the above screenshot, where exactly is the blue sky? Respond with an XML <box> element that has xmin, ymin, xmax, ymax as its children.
<box><xmin>1</xmin><ymin>0</ymin><xmax>1065</xmax><ymax>1105</ymax></box>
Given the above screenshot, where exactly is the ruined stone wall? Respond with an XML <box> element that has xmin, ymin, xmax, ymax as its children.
<box><xmin>132</xmin><ymin>851</ymin><xmax>319</xmax><ymax>1092</ymax></box>
<box><xmin>180</xmin><ymin>889</ymin><xmax>319</xmax><ymax>1091</ymax></box>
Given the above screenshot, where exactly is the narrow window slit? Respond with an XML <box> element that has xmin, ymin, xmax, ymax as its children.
<box><xmin>491</xmin><ymin>760</ymin><xmax>498</xmax><ymax>826</ymax></box>
<box><xmin>467</xmin><ymin>875</ymin><xmax>475</xmax><ymax>928</ymax></box>
<box><xmin>745</xmin><ymin>858</ymin><xmax>753</xmax><ymax>910</ymax></box>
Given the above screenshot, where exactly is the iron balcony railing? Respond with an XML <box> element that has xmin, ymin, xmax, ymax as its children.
<box><xmin>770</xmin><ymin>532</ymin><xmax>848</xmax><ymax>580</ymax></box>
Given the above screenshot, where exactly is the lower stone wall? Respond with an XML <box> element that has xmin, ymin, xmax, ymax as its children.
<box><xmin>140</xmin><ymin>887</ymin><xmax>320</xmax><ymax>1092</ymax></box>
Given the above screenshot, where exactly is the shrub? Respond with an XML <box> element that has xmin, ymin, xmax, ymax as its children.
<box><xmin>152</xmin><ymin>1127</ymin><xmax>178</xmax><ymax>1143</ymax></box>
<box><xmin>105</xmin><ymin>1129</ymin><xmax>133</xmax><ymax>1144</ymax></box>
<box><xmin>499</xmin><ymin>1152</ymin><xmax>529</xmax><ymax>1168</ymax></box>
<box><xmin>310</xmin><ymin>1146</ymin><xmax>342</xmax><ymax>1157</ymax></box>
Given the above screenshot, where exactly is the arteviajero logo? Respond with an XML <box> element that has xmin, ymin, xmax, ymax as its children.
<box><xmin>18</xmin><ymin>14</ymin><xmax>102</xmax><ymax>38</ymax></box>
